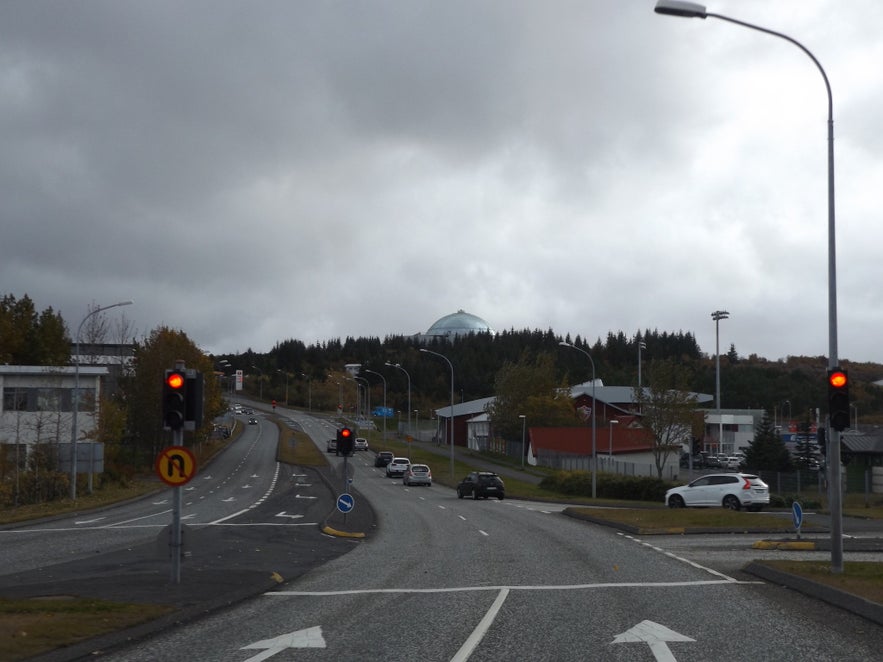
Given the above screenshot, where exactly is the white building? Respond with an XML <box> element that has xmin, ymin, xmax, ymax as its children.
<box><xmin>0</xmin><ymin>365</ymin><xmax>108</xmax><ymax>457</ymax></box>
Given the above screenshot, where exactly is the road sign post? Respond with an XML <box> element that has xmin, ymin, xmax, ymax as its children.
<box><xmin>792</xmin><ymin>501</ymin><xmax>803</xmax><ymax>539</ymax></box>
<box><xmin>156</xmin><ymin>442</ymin><xmax>197</xmax><ymax>584</ymax></box>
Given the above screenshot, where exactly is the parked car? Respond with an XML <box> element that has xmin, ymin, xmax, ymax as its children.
<box><xmin>403</xmin><ymin>464</ymin><xmax>432</xmax><ymax>486</ymax></box>
<box><xmin>374</xmin><ymin>451</ymin><xmax>394</xmax><ymax>467</ymax></box>
<box><xmin>326</xmin><ymin>438</ymin><xmax>337</xmax><ymax>453</ymax></box>
<box><xmin>665</xmin><ymin>473</ymin><xmax>770</xmax><ymax>511</ymax></box>
<box><xmin>723</xmin><ymin>456</ymin><xmax>742</xmax><ymax>470</ymax></box>
<box><xmin>354</xmin><ymin>437</ymin><xmax>369</xmax><ymax>451</ymax></box>
<box><xmin>457</xmin><ymin>472</ymin><xmax>505</xmax><ymax>500</ymax></box>
<box><xmin>386</xmin><ymin>457</ymin><xmax>410</xmax><ymax>478</ymax></box>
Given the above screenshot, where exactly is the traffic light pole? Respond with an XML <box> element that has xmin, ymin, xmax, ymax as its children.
<box><xmin>170</xmin><ymin>426</ymin><xmax>184</xmax><ymax>584</ymax></box>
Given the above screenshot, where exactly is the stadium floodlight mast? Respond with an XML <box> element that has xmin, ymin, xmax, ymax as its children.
<box><xmin>654</xmin><ymin>0</ymin><xmax>843</xmax><ymax>571</ymax></box>
<box><xmin>70</xmin><ymin>299</ymin><xmax>133</xmax><ymax>499</ymax></box>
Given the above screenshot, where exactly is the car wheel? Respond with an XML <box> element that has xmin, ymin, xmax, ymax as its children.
<box><xmin>668</xmin><ymin>495</ymin><xmax>686</xmax><ymax>508</ymax></box>
<box><xmin>498</xmin><ymin>495</ymin><xmax>504</xmax><ymax>500</ymax></box>
<box><xmin>723</xmin><ymin>495</ymin><xmax>741</xmax><ymax>511</ymax></box>
<box><xmin>457</xmin><ymin>488</ymin><xmax>464</xmax><ymax>499</ymax></box>
<box><xmin>473</xmin><ymin>490</ymin><xmax>480</xmax><ymax>500</ymax></box>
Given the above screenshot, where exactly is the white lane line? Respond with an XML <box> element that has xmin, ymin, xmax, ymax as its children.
<box><xmin>479</xmin><ymin>530</ymin><xmax>489</xmax><ymax>537</ymax></box>
<box><xmin>451</xmin><ymin>588</ymin><xmax>510</xmax><ymax>662</ymax></box>
<box><xmin>267</xmin><ymin>578</ymin><xmax>759</xmax><ymax>598</ymax></box>
<box><xmin>618</xmin><ymin>532</ymin><xmax>741</xmax><ymax>582</ymax></box>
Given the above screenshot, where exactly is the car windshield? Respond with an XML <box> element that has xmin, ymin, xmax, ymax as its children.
<box><xmin>411</xmin><ymin>465</ymin><xmax>428</xmax><ymax>472</ymax></box>
<box><xmin>478</xmin><ymin>475</ymin><xmax>498</xmax><ymax>483</ymax></box>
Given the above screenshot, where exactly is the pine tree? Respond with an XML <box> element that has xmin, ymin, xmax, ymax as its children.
<box><xmin>743</xmin><ymin>411</ymin><xmax>792</xmax><ymax>472</ymax></box>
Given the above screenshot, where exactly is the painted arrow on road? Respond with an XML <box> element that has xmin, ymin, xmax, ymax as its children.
<box><xmin>295</xmin><ymin>494</ymin><xmax>317</xmax><ymax>499</ymax></box>
<box><xmin>612</xmin><ymin>620</ymin><xmax>695</xmax><ymax>662</ymax></box>
<box><xmin>241</xmin><ymin>626</ymin><xmax>326</xmax><ymax>661</ymax></box>
<box><xmin>276</xmin><ymin>511</ymin><xmax>304</xmax><ymax>519</ymax></box>
<box><xmin>74</xmin><ymin>517</ymin><xmax>106</xmax><ymax>525</ymax></box>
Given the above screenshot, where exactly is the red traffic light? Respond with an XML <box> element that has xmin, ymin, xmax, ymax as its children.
<box><xmin>166</xmin><ymin>372</ymin><xmax>185</xmax><ymax>390</ymax></box>
<box><xmin>829</xmin><ymin>370</ymin><xmax>848</xmax><ymax>389</ymax></box>
<box><xmin>340</xmin><ymin>427</ymin><xmax>352</xmax><ymax>438</ymax></box>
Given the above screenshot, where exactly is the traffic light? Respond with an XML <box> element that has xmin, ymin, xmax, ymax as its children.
<box><xmin>827</xmin><ymin>367</ymin><xmax>850</xmax><ymax>432</ymax></box>
<box><xmin>338</xmin><ymin>427</ymin><xmax>354</xmax><ymax>456</ymax></box>
<box><xmin>163</xmin><ymin>369</ymin><xmax>187</xmax><ymax>431</ymax></box>
<box><xmin>184</xmin><ymin>371</ymin><xmax>204</xmax><ymax>431</ymax></box>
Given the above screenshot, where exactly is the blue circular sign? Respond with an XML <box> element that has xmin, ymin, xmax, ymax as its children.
<box><xmin>792</xmin><ymin>501</ymin><xmax>803</xmax><ymax>530</ymax></box>
<box><xmin>337</xmin><ymin>493</ymin><xmax>355</xmax><ymax>513</ymax></box>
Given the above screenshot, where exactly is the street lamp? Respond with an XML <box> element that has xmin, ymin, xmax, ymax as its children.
<box><xmin>300</xmin><ymin>373</ymin><xmax>312</xmax><ymax>412</ymax></box>
<box><xmin>385</xmin><ymin>362</ymin><xmax>412</xmax><ymax>436</ymax></box>
<box><xmin>609</xmin><ymin>420</ymin><xmax>619</xmax><ymax>458</ymax></box>
<box><xmin>354</xmin><ymin>376</ymin><xmax>370</xmax><ymax>421</ymax></box>
<box><xmin>420</xmin><ymin>348</ymin><xmax>455</xmax><ymax>480</ymax></box>
<box><xmin>276</xmin><ymin>370</ymin><xmax>290</xmax><ymax>406</ymax></box>
<box><xmin>559</xmin><ymin>341</ymin><xmax>597</xmax><ymax>499</ymax></box>
<box><xmin>364</xmin><ymin>369</ymin><xmax>387</xmax><ymax>443</ymax></box>
<box><xmin>70</xmin><ymin>299</ymin><xmax>133</xmax><ymax>499</ymax></box>
<box><xmin>712</xmin><ymin>310</ymin><xmax>729</xmax><ymax>454</ymax></box>
<box><xmin>655</xmin><ymin>0</ymin><xmax>844</xmax><ymax>572</ymax></box>
<box><xmin>519</xmin><ymin>414</ymin><xmax>527</xmax><ymax>470</ymax></box>
<box><xmin>251</xmin><ymin>365</ymin><xmax>264</xmax><ymax>401</ymax></box>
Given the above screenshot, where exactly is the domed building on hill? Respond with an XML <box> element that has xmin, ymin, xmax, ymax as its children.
<box><xmin>418</xmin><ymin>309</ymin><xmax>495</xmax><ymax>342</ymax></box>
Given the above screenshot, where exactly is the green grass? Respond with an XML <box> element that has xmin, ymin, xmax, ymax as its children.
<box><xmin>0</xmin><ymin>597</ymin><xmax>173</xmax><ymax>661</ymax></box>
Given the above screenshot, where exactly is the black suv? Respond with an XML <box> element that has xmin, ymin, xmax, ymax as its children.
<box><xmin>457</xmin><ymin>471</ymin><xmax>505</xmax><ymax>500</ymax></box>
<box><xmin>374</xmin><ymin>451</ymin><xmax>395</xmax><ymax>468</ymax></box>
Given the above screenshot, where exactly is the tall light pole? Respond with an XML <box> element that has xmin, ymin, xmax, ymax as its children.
<box><xmin>519</xmin><ymin>414</ymin><xmax>527</xmax><ymax>470</ymax></box>
<box><xmin>712</xmin><ymin>310</ymin><xmax>729</xmax><ymax>454</ymax></box>
<box><xmin>354</xmin><ymin>376</ymin><xmax>369</xmax><ymax>421</ymax></box>
<box><xmin>70</xmin><ymin>299</ymin><xmax>133</xmax><ymax>499</ymax></box>
<box><xmin>420</xmin><ymin>348</ymin><xmax>455</xmax><ymax>480</ymax></box>
<box><xmin>385</xmin><ymin>362</ymin><xmax>412</xmax><ymax>436</ymax></box>
<box><xmin>609</xmin><ymin>420</ymin><xmax>619</xmax><ymax>458</ymax></box>
<box><xmin>637</xmin><ymin>339</ymin><xmax>646</xmax><ymax>391</ymax></box>
<box><xmin>559</xmin><ymin>341</ymin><xmax>597</xmax><ymax>499</ymax></box>
<box><xmin>655</xmin><ymin>0</ymin><xmax>843</xmax><ymax>572</ymax></box>
<box><xmin>251</xmin><ymin>365</ymin><xmax>264</xmax><ymax>401</ymax></box>
<box><xmin>300</xmin><ymin>373</ymin><xmax>312</xmax><ymax>412</ymax></box>
<box><xmin>364</xmin><ymin>369</ymin><xmax>387</xmax><ymax>443</ymax></box>
<box><xmin>276</xmin><ymin>370</ymin><xmax>290</xmax><ymax>406</ymax></box>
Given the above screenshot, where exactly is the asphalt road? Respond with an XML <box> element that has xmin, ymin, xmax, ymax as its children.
<box><xmin>4</xmin><ymin>404</ymin><xmax>883</xmax><ymax>661</ymax></box>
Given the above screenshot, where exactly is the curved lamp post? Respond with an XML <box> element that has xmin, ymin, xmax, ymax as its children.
<box><xmin>251</xmin><ymin>365</ymin><xmax>264</xmax><ymax>401</ymax></box>
<box><xmin>385</xmin><ymin>362</ymin><xmax>412</xmax><ymax>436</ymax></box>
<box><xmin>655</xmin><ymin>0</ymin><xmax>843</xmax><ymax>571</ymax></box>
<box><xmin>300</xmin><ymin>373</ymin><xmax>312</xmax><ymax>412</ymax></box>
<box><xmin>559</xmin><ymin>341</ymin><xmax>597</xmax><ymax>499</ymax></box>
<box><xmin>70</xmin><ymin>299</ymin><xmax>133</xmax><ymax>499</ymax></box>
<box><xmin>364</xmin><ymin>369</ymin><xmax>387</xmax><ymax>443</ymax></box>
<box><xmin>420</xmin><ymin>348</ymin><xmax>455</xmax><ymax>480</ymax></box>
<box><xmin>712</xmin><ymin>310</ymin><xmax>729</xmax><ymax>454</ymax></box>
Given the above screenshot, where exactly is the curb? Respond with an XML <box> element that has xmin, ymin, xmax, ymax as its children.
<box><xmin>744</xmin><ymin>561</ymin><xmax>883</xmax><ymax>627</ymax></box>
<box><xmin>752</xmin><ymin>540</ymin><xmax>818</xmax><ymax>550</ymax></box>
<box><xmin>322</xmin><ymin>525</ymin><xmax>366</xmax><ymax>538</ymax></box>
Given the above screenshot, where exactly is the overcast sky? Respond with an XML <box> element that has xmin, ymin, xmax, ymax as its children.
<box><xmin>3</xmin><ymin>1</ymin><xmax>882</xmax><ymax>364</ymax></box>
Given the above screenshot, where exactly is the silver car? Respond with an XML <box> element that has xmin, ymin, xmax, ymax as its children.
<box><xmin>665</xmin><ymin>473</ymin><xmax>770</xmax><ymax>512</ymax></box>
<box><xmin>403</xmin><ymin>464</ymin><xmax>432</xmax><ymax>486</ymax></box>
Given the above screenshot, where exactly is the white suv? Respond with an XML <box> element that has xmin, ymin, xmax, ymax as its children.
<box><xmin>665</xmin><ymin>473</ymin><xmax>770</xmax><ymax>512</ymax></box>
<box><xmin>385</xmin><ymin>457</ymin><xmax>410</xmax><ymax>478</ymax></box>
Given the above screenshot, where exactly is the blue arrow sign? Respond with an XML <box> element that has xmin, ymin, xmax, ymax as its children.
<box><xmin>337</xmin><ymin>493</ymin><xmax>355</xmax><ymax>513</ymax></box>
<box><xmin>792</xmin><ymin>501</ymin><xmax>803</xmax><ymax>532</ymax></box>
